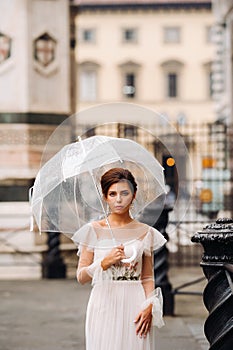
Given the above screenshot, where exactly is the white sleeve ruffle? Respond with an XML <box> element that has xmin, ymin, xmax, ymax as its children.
<box><xmin>143</xmin><ymin>226</ymin><xmax>167</xmax><ymax>256</ymax></box>
<box><xmin>83</xmin><ymin>257</ymin><xmax>115</xmax><ymax>285</ymax></box>
<box><xmin>141</xmin><ymin>287</ymin><xmax>165</xmax><ymax>328</ymax></box>
<box><xmin>86</xmin><ymin>258</ymin><xmax>102</xmax><ymax>277</ymax></box>
<box><xmin>71</xmin><ymin>223</ymin><xmax>97</xmax><ymax>254</ymax></box>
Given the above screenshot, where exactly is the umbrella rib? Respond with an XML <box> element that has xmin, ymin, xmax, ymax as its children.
<box><xmin>78</xmin><ymin>136</ymin><xmax>117</xmax><ymax>245</ymax></box>
<box><xmin>73</xmin><ymin>176</ymin><xmax>81</xmax><ymax>228</ymax></box>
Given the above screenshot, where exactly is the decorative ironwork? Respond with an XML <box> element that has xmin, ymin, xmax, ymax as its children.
<box><xmin>192</xmin><ymin>218</ymin><xmax>233</xmax><ymax>350</ymax></box>
<box><xmin>2</xmin><ymin>121</ymin><xmax>233</xmax><ymax>270</ymax></box>
<box><xmin>154</xmin><ymin>208</ymin><xmax>174</xmax><ymax>315</ymax></box>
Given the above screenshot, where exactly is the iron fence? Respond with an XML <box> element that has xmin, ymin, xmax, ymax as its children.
<box><xmin>77</xmin><ymin>120</ymin><xmax>233</xmax><ymax>266</ymax></box>
<box><xmin>0</xmin><ymin>121</ymin><xmax>232</xmax><ymax>270</ymax></box>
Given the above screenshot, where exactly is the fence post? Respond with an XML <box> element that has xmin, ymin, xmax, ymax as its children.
<box><xmin>154</xmin><ymin>207</ymin><xmax>174</xmax><ymax>316</ymax></box>
<box><xmin>191</xmin><ymin>218</ymin><xmax>233</xmax><ymax>350</ymax></box>
<box><xmin>42</xmin><ymin>232</ymin><xmax>66</xmax><ymax>279</ymax></box>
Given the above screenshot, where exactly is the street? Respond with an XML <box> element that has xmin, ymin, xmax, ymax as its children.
<box><xmin>0</xmin><ymin>267</ymin><xmax>209</xmax><ymax>350</ymax></box>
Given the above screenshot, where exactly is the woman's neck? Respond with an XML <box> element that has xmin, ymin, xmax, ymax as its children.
<box><xmin>106</xmin><ymin>213</ymin><xmax>134</xmax><ymax>227</ymax></box>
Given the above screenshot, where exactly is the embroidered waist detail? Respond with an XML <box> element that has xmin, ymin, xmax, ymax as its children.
<box><xmin>112</xmin><ymin>275</ymin><xmax>140</xmax><ymax>281</ymax></box>
<box><xmin>109</xmin><ymin>261</ymin><xmax>140</xmax><ymax>281</ymax></box>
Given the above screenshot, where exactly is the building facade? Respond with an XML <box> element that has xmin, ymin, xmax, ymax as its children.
<box><xmin>1</xmin><ymin>1</ymin><xmax>228</xmax><ymax>275</ymax></box>
<box><xmin>0</xmin><ymin>0</ymin><xmax>71</xmax><ymax>201</ymax></box>
<box><xmin>71</xmin><ymin>0</ymin><xmax>215</xmax><ymax>125</ymax></box>
<box><xmin>211</xmin><ymin>0</ymin><xmax>233</xmax><ymax>219</ymax></box>
<box><xmin>211</xmin><ymin>0</ymin><xmax>233</xmax><ymax>125</ymax></box>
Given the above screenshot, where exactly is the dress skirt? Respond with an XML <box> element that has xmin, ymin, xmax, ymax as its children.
<box><xmin>85</xmin><ymin>281</ymin><xmax>155</xmax><ymax>350</ymax></box>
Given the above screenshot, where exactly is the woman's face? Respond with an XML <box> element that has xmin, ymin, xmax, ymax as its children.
<box><xmin>105</xmin><ymin>180</ymin><xmax>135</xmax><ymax>215</ymax></box>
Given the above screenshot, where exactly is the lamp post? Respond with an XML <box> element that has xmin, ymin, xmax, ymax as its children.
<box><xmin>191</xmin><ymin>218</ymin><xmax>233</xmax><ymax>350</ymax></box>
<box><xmin>153</xmin><ymin>206</ymin><xmax>174</xmax><ymax>316</ymax></box>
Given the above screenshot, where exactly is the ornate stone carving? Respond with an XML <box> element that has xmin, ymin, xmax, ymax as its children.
<box><xmin>0</xmin><ymin>32</ymin><xmax>11</xmax><ymax>64</ymax></box>
<box><xmin>33</xmin><ymin>32</ymin><xmax>58</xmax><ymax>76</ymax></box>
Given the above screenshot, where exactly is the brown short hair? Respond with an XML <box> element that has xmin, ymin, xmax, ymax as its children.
<box><xmin>101</xmin><ymin>168</ymin><xmax>137</xmax><ymax>198</ymax></box>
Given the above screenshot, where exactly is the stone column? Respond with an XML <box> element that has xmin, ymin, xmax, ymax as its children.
<box><xmin>0</xmin><ymin>0</ymin><xmax>71</xmax><ymax>198</ymax></box>
<box><xmin>191</xmin><ymin>218</ymin><xmax>233</xmax><ymax>350</ymax></box>
<box><xmin>0</xmin><ymin>0</ymin><xmax>71</xmax><ymax>278</ymax></box>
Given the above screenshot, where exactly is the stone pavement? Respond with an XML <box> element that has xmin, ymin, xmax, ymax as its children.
<box><xmin>0</xmin><ymin>267</ymin><xmax>209</xmax><ymax>350</ymax></box>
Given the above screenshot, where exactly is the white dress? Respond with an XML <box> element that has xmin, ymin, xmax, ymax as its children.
<box><xmin>72</xmin><ymin>220</ymin><xmax>167</xmax><ymax>350</ymax></box>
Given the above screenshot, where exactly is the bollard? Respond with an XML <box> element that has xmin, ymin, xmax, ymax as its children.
<box><xmin>191</xmin><ymin>218</ymin><xmax>233</xmax><ymax>350</ymax></box>
<box><xmin>42</xmin><ymin>232</ymin><xmax>66</xmax><ymax>279</ymax></box>
<box><xmin>154</xmin><ymin>207</ymin><xmax>174</xmax><ymax>316</ymax></box>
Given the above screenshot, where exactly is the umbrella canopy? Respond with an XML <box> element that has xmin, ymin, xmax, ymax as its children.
<box><xmin>30</xmin><ymin>135</ymin><xmax>166</xmax><ymax>242</ymax></box>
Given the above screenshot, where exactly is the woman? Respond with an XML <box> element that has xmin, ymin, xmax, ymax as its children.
<box><xmin>72</xmin><ymin>168</ymin><xmax>167</xmax><ymax>350</ymax></box>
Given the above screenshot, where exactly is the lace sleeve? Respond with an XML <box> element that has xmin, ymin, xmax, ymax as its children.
<box><xmin>141</xmin><ymin>254</ymin><xmax>154</xmax><ymax>297</ymax></box>
<box><xmin>76</xmin><ymin>245</ymin><xmax>94</xmax><ymax>284</ymax></box>
<box><xmin>141</xmin><ymin>252</ymin><xmax>165</xmax><ymax>328</ymax></box>
<box><xmin>140</xmin><ymin>225</ymin><xmax>166</xmax><ymax>294</ymax></box>
<box><xmin>77</xmin><ymin>245</ymin><xmax>104</xmax><ymax>284</ymax></box>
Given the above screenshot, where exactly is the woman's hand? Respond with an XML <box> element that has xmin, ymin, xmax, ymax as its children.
<box><xmin>101</xmin><ymin>245</ymin><xmax>125</xmax><ymax>270</ymax></box>
<box><xmin>134</xmin><ymin>304</ymin><xmax>153</xmax><ymax>338</ymax></box>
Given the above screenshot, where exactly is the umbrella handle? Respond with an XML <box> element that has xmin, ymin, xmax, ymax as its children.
<box><xmin>121</xmin><ymin>245</ymin><xmax>137</xmax><ymax>264</ymax></box>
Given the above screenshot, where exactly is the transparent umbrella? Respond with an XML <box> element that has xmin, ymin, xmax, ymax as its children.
<box><xmin>30</xmin><ymin>135</ymin><xmax>166</xmax><ymax>256</ymax></box>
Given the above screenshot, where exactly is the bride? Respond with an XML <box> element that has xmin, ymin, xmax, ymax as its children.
<box><xmin>72</xmin><ymin>168</ymin><xmax>166</xmax><ymax>350</ymax></box>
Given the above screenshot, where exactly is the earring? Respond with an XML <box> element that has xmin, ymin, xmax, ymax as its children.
<box><xmin>129</xmin><ymin>202</ymin><xmax>134</xmax><ymax>219</ymax></box>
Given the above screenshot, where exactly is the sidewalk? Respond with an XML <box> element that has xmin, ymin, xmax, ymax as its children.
<box><xmin>0</xmin><ymin>267</ymin><xmax>209</xmax><ymax>350</ymax></box>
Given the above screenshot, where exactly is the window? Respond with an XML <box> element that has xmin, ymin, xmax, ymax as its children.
<box><xmin>81</xmin><ymin>28</ymin><xmax>96</xmax><ymax>43</ymax></box>
<box><xmin>161</xmin><ymin>60</ymin><xmax>183</xmax><ymax>99</ymax></box>
<box><xmin>164</xmin><ymin>27</ymin><xmax>180</xmax><ymax>43</ymax></box>
<box><xmin>119</xmin><ymin>60</ymin><xmax>140</xmax><ymax>99</ymax></box>
<box><xmin>123</xmin><ymin>73</ymin><xmax>136</xmax><ymax>98</ymax></box>
<box><xmin>79</xmin><ymin>70</ymin><xmax>97</xmax><ymax>101</ymax></box>
<box><xmin>167</xmin><ymin>73</ymin><xmax>177</xmax><ymax>98</ymax></box>
<box><xmin>78</xmin><ymin>62</ymin><xmax>99</xmax><ymax>101</ymax></box>
<box><xmin>122</xmin><ymin>28</ymin><xmax>137</xmax><ymax>43</ymax></box>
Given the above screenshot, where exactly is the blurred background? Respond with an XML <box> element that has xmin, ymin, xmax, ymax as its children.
<box><xmin>0</xmin><ymin>0</ymin><xmax>232</xmax><ymax>279</ymax></box>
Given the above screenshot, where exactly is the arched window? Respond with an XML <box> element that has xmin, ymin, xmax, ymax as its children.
<box><xmin>78</xmin><ymin>61</ymin><xmax>100</xmax><ymax>101</ymax></box>
<box><xmin>161</xmin><ymin>60</ymin><xmax>184</xmax><ymax>99</ymax></box>
<box><xmin>119</xmin><ymin>60</ymin><xmax>141</xmax><ymax>99</ymax></box>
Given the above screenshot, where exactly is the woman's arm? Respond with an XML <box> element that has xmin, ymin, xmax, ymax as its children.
<box><xmin>76</xmin><ymin>246</ymin><xmax>94</xmax><ymax>284</ymax></box>
<box><xmin>134</xmin><ymin>254</ymin><xmax>154</xmax><ymax>337</ymax></box>
<box><xmin>141</xmin><ymin>254</ymin><xmax>154</xmax><ymax>297</ymax></box>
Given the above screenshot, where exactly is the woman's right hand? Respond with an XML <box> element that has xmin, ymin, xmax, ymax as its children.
<box><xmin>101</xmin><ymin>245</ymin><xmax>125</xmax><ymax>270</ymax></box>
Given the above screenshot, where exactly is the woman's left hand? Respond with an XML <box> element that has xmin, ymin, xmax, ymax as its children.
<box><xmin>134</xmin><ymin>304</ymin><xmax>152</xmax><ymax>338</ymax></box>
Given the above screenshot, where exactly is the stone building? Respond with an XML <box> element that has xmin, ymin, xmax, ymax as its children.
<box><xmin>211</xmin><ymin>0</ymin><xmax>233</xmax><ymax>218</ymax></box>
<box><xmin>0</xmin><ymin>0</ymin><xmax>71</xmax><ymax>201</ymax></box>
<box><xmin>70</xmin><ymin>0</ymin><xmax>215</xmax><ymax>126</ymax></box>
<box><xmin>0</xmin><ymin>0</ymin><xmax>215</xmax><ymax>200</ymax></box>
<box><xmin>211</xmin><ymin>0</ymin><xmax>233</xmax><ymax>124</ymax></box>
<box><xmin>0</xmin><ymin>0</ymin><xmax>222</xmax><ymax>277</ymax></box>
